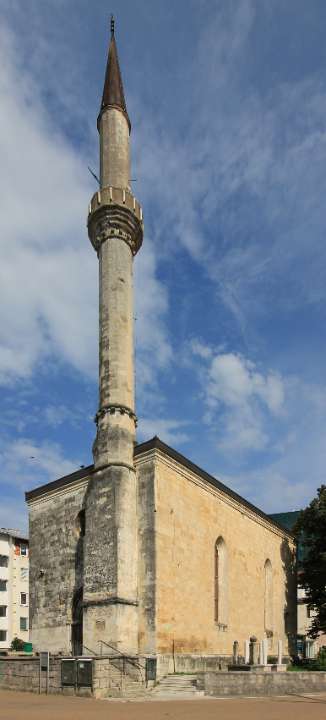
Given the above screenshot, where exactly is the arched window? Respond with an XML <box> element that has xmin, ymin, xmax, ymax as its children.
<box><xmin>215</xmin><ymin>537</ymin><xmax>228</xmax><ymax>626</ymax></box>
<box><xmin>264</xmin><ymin>559</ymin><xmax>273</xmax><ymax>635</ymax></box>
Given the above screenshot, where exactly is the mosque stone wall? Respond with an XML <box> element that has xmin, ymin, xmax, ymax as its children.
<box><xmin>153</xmin><ymin>450</ymin><xmax>297</xmax><ymax>659</ymax></box>
<box><xmin>28</xmin><ymin>477</ymin><xmax>89</xmax><ymax>654</ymax></box>
<box><xmin>27</xmin><ymin>443</ymin><xmax>296</xmax><ymax>663</ymax></box>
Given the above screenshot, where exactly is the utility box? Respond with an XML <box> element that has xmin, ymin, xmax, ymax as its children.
<box><xmin>77</xmin><ymin>659</ymin><xmax>93</xmax><ymax>688</ymax></box>
<box><xmin>61</xmin><ymin>659</ymin><xmax>76</xmax><ymax>687</ymax></box>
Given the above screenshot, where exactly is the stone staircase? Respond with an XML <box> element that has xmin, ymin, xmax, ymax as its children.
<box><xmin>101</xmin><ymin>662</ymin><xmax>146</xmax><ymax>699</ymax></box>
<box><xmin>149</xmin><ymin>673</ymin><xmax>203</xmax><ymax>699</ymax></box>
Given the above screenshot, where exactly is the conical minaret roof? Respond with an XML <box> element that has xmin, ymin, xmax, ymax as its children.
<box><xmin>98</xmin><ymin>17</ymin><xmax>131</xmax><ymax>131</ymax></box>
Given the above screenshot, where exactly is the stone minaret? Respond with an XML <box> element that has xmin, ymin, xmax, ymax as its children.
<box><xmin>83</xmin><ymin>19</ymin><xmax>143</xmax><ymax>654</ymax></box>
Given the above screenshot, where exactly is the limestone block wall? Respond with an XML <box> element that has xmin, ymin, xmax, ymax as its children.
<box><xmin>136</xmin><ymin>455</ymin><xmax>156</xmax><ymax>655</ymax></box>
<box><xmin>28</xmin><ymin>475</ymin><xmax>90</xmax><ymax>653</ymax></box>
<box><xmin>153</xmin><ymin>451</ymin><xmax>296</xmax><ymax>658</ymax></box>
<box><xmin>0</xmin><ymin>656</ymin><xmax>62</xmax><ymax>694</ymax></box>
<box><xmin>204</xmin><ymin>670</ymin><xmax>326</xmax><ymax>697</ymax></box>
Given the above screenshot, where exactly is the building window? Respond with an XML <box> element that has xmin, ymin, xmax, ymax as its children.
<box><xmin>20</xmin><ymin>617</ymin><xmax>28</xmax><ymax>631</ymax></box>
<box><xmin>214</xmin><ymin>537</ymin><xmax>228</xmax><ymax>627</ymax></box>
<box><xmin>305</xmin><ymin>639</ymin><xmax>316</xmax><ymax>658</ymax></box>
<box><xmin>76</xmin><ymin>510</ymin><xmax>86</xmax><ymax>538</ymax></box>
<box><xmin>20</xmin><ymin>568</ymin><xmax>28</xmax><ymax>581</ymax></box>
<box><xmin>20</xmin><ymin>545</ymin><xmax>28</xmax><ymax>557</ymax></box>
<box><xmin>0</xmin><ymin>606</ymin><xmax>7</xmax><ymax>617</ymax></box>
<box><xmin>0</xmin><ymin>555</ymin><xmax>8</xmax><ymax>568</ymax></box>
<box><xmin>0</xmin><ymin>630</ymin><xmax>7</xmax><ymax>642</ymax></box>
<box><xmin>20</xmin><ymin>593</ymin><xmax>27</xmax><ymax>606</ymax></box>
<box><xmin>264</xmin><ymin>559</ymin><xmax>273</xmax><ymax>635</ymax></box>
<box><xmin>0</xmin><ymin>580</ymin><xmax>7</xmax><ymax>592</ymax></box>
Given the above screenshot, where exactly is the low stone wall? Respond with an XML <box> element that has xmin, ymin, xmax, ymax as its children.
<box><xmin>157</xmin><ymin>654</ymin><xmax>230</xmax><ymax>678</ymax></box>
<box><xmin>204</xmin><ymin>671</ymin><xmax>326</xmax><ymax>697</ymax></box>
<box><xmin>0</xmin><ymin>656</ymin><xmax>62</xmax><ymax>694</ymax></box>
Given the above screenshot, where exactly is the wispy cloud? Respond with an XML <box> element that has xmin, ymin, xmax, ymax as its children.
<box><xmin>133</xmin><ymin>1</ymin><xmax>326</xmax><ymax>333</ymax></box>
<box><xmin>0</xmin><ymin>436</ymin><xmax>83</xmax><ymax>531</ymax></box>
<box><xmin>0</xmin><ymin>438</ymin><xmax>79</xmax><ymax>490</ymax></box>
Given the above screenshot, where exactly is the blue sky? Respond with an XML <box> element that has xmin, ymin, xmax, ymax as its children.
<box><xmin>1</xmin><ymin>0</ymin><xmax>326</xmax><ymax>532</ymax></box>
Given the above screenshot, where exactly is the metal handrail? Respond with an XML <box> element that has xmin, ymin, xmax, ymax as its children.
<box><xmin>98</xmin><ymin>639</ymin><xmax>125</xmax><ymax>657</ymax></box>
<box><xmin>82</xmin><ymin>644</ymin><xmax>97</xmax><ymax>656</ymax></box>
<box><xmin>98</xmin><ymin>640</ymin><xmax>145</xmax><ymax>683</ymax></box>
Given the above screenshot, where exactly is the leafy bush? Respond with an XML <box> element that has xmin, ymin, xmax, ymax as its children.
<box><xmin>314</xmin><ymin>646</ymin><xmax>326</xmax><ymax>670</ymax></box>
<box><xmin>288</xmin><ymin>647</ymin><xmax>326</xmax><ymax>671</ymax></box>
<box><xmin>10</xmin><ymin>637</ymin><xmax>25</xmax><ymax>652</ymax></box>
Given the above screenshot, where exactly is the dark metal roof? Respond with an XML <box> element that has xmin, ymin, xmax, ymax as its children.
<box><xmin>25</xmin><ymin>464</ymin><xmax>94</xmax><ymax>502</ymax></box>
<box><xmin>98</xmin><ymin>27</ymin><xmax>130</xmax><ymax>131</ymax></box>
<box><xmin>25</xmin><ymin>436</ymin><xmax>294</xmax><ymax>538</ymax></box>
<box><xmin>269</xmin><ymin>511</ymin><xmax>301</xmax><ymax>531</ymax></box>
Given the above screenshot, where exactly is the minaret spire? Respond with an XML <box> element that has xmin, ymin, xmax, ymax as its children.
<box><xmin>98</xmin><ymin>16</ymin><xmax>130</xmax><ymax>132</ymax></box>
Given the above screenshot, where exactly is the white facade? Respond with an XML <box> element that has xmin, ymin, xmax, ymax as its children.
<box><xmin>0</xmin><ymin>529</ymin><xmax>29</xmax><ymax>651</ymax></box>
<box><xmin>297</xmin><ymin>586</ymin><xmax>326</xmax><ymax>658</ymax></box>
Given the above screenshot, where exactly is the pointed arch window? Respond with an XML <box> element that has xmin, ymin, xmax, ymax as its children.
<box><xmin>264</xmin><ymin>559</ymin><xmax>273</xmax><ymax>635</ymax></box>
<box><xmin>214</xmin><ymin>537</ymin><xmax>228</xmax><ymax>627</ymax></box>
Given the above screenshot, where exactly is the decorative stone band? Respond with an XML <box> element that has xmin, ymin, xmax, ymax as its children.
<box><xmin>83</xmin><ymin>596</ymin><xmax>139</xmax><ymax>608</ymax></box>
<box><xmin>93</xmin><ymin>461</ymin><xmax>136</xmax><ymax>474</ymax></box>
<box><xmin>95</xmin><ymin>403</ymin><xmax>137</xmax><ymax>426</ymax></box>
<box><xmin>88</xmin><ymin>186</ymin><xmax>143</xmax><ymax>256</ymax></box>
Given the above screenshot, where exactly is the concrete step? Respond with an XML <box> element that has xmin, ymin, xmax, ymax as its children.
<box><xmin>150</xmin><ymin>674</ymin><xmax>202</xmax><ymax>697</ymax></box>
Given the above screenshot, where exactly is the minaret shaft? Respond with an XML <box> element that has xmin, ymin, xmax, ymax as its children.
<box><xmin>96</xmin><ymin>233</ymin><xmax>135</xmax><ymax>468</ymax></box>
<box><xmin>99</xmin><ymin>109</ymin><xmax>130</xmax><ymax>189</ymax></box>
<box><xmin>98</xmin><ymin>235</ymin><xmax>134</xmax><ymax>410</ymax></box>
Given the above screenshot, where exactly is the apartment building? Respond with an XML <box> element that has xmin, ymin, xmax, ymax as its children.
<box><xmin>270</xmin><ymin>511</ymin><xmax>326</xmax><ymax>658</ymax></box>
<box><xmin>0</xmin><ymin>528</ymin><xmax>29</xmax><ymax>651</ymax></box>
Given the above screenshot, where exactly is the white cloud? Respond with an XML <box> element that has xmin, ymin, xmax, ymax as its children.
<box><xmin>207</xmin><ymin>353</ymin><xmax>284</xmax><ymax>414</ymax></box>
<box><xmin>0</xmin><ymin>436</ymin><xmax>82</xmax><ymax>532</ymax></box>
<box><xmin>135</xmin><ymin>241</ymin><xmax>172</xmax><ymax>393</ymax></box>
<box><xmin>190</xmin><ymin>339</ymin><xmax>213</xmax><ymax>360</ymax></box>
<box><xmin>137</xmin><ymin>418</ymin><xmax>190</xmax><ymax>446</ymax></box>
<box><xmin>209</xmin><ymin>372</ymin><xmax>326</xmax><ymax>511</ymax></box>
<box><xmin>44</xmin><ymin>404</ymin><xmax>87</xmax><ymax>428</ymax></box>
<box><xmin>192</xmin><ymin>349</ymin><xmax>284</xmax><ymax>451</ymax></box>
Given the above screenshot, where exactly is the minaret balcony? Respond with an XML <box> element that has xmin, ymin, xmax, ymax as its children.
<box><xmin>88</xmin><ymin>186</ymin><xmax>143</xmax><ymax>256</ymax></box>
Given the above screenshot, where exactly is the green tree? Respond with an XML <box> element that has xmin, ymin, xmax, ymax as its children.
<box><xmin>295</xmin><ymin>485</ymin><xmax>326</xmax><ymax>638</ymax></box>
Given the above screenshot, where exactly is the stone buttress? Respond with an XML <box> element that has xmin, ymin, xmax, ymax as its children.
<box><xmin>83</xmin><ymin>21</ymin><xmax>143</xmax><ymax>654</ymax></box>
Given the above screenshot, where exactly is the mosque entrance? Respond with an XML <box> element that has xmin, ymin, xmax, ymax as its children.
<box><xmin>71</xmin><ymin>588</ymin><xmax>83</xmax><ymax>656</ymax></box>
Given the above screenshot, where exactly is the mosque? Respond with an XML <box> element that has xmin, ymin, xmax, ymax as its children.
<box><xmin>26</xmin><ymin>21</ymin><xmax>296</xmax><ymax>675</ymax></box>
